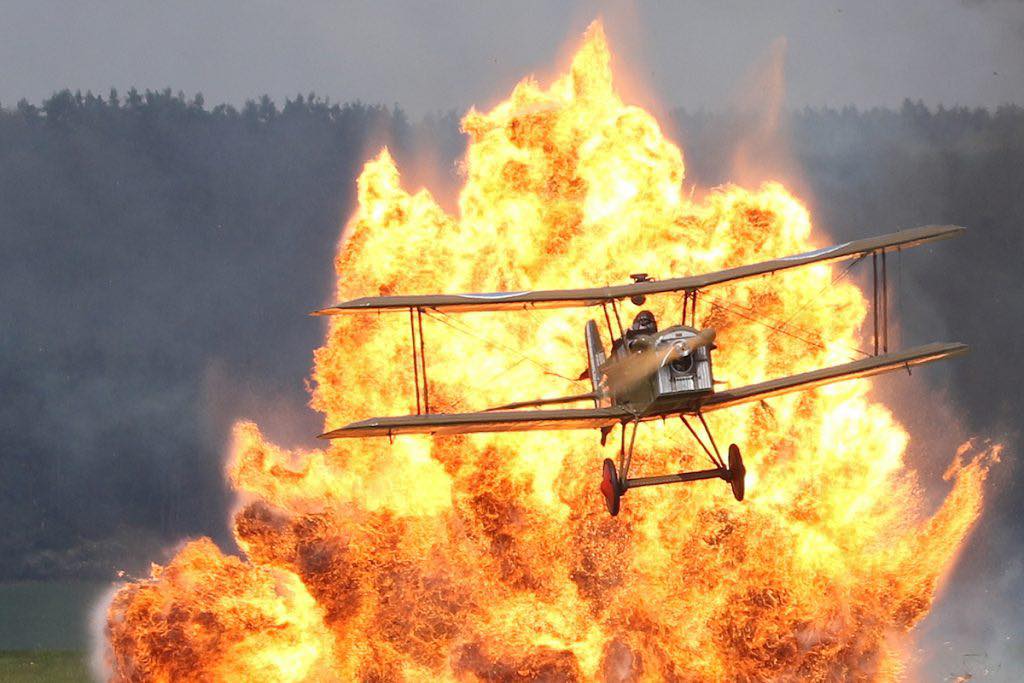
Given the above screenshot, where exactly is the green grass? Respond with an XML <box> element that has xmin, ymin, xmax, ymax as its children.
<box><xmin>0</xmin><ymin>582</ymin><xmax>109</xmax><ymax>680</ymax></box>
<box><xmin>0</xmin><ymin>582</ymin><xmax>111</xmax><ymax>651</ymax></box>
<box><xmin>0</xmin><ymin>651</ymin><xmax>91</xmax><ymax>682</ymax></box>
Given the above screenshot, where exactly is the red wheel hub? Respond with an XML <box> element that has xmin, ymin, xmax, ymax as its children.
<box><xmin>600</xmin><ymin>458</ymin><xmax>622</xmax><ymax>516</ymax></box>
<box><xmin>728</xmin><ymin>444</ymin><xmax>746</xmax><ymax>502</ymax></box>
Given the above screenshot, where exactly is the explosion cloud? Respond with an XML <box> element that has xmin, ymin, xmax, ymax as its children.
<box><xmin>104</xmin><ymin>22</ymin><xmax>997</xmax><ymax>681</ymax></box>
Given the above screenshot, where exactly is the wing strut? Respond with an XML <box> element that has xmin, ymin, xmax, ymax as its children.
<box><xmin>870</xmin><ymin>249</ymin><xmax>891</xmax><ymax>355</ymax></box>
<box><xmin>409</xmin><ymin>309</ymin><xmax>421</xmax><ymax>414</ymax></box>
<box><xmin>418</xmin><ymin>308</ymin><xmax>430</xmax><ymax>413</ymax></box>
<box><xmin>872</xmin><ymin>250</ymin><xmax>892</xmax><ymax>354</ymax></box>
<box><xmin>406</xmin><ymin>307</ymin><xmax>431</xmax><ymax>415</ymax></box>
<box><xmin>682</xmin><ymin>290</ymin><xmax>700</xmax><ymax>327</ymax></box>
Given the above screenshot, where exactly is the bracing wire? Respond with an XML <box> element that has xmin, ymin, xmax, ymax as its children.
<box><xmin>762</xmin><ymin>253</ymin><xmax>867</xmax><ymax>347</ymax></box>
<box><xmin>701</xmin><ymin>293</ymin><xmax>871</xmax><ymax>361</ymax></box>
<box><xmin>699</xmin><ymin>253</ymin><xmax>872</xmax><ymax>361</ymax></box>
<box><xmin>422</xmin><ymin>310</ymin><xmax>587</xmax><ymax>387</ymax></box>
<box><xmin>424</xmin><ymin>251</ymin><xmax>874</xmax><ymax>408</ymax></box>
<box><xmin>445</xmin><ymin>357</ymin><xmax>529</xmax><ymax>412</ymax></box>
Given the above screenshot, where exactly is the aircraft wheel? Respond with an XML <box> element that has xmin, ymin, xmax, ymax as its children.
<box><xmin>600</xmin><ymin>458</ymin><xmax>622</xmax><ymax>516</ymax></box>
<box><xmin>728</xmin><ymin>444</ymin><xmax>746</xmax><ymax>502</ymax></box>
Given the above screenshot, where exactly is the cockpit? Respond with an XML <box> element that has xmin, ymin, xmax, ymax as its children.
<box><xmin>623</xmin><ymin>310</ymin><xmax>658</xmax><ymax>353</ymax></box>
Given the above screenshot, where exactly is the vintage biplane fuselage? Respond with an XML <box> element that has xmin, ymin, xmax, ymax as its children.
<box><xmin>313</xmin><ymin>224</ymin><xmax>970</xmax><ymax>516</ymax></box>
<box><xmin>594</xmin><ymin>323</ymin><xmax>714</xmax><ymax>414</ymax></box>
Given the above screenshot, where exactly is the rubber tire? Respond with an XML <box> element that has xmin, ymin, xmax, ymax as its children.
<box><xmin>728</xmin><ymin>444</ymin><xmax>746</xmax><ymax>502</ymax></box>
<box><xmin>600</xmin><ymin>458</ymin><xmax>622</xmax><ymax>516</ymax></box>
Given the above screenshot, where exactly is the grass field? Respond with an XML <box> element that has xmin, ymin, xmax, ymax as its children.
<box><xmin>0</xmin><ymin>582</ymin><xmax>109</xmax><ymax>680</ymax></box>
<box><xmin>0</xmin><ymin>651</ymin><xmax>91</xmax><ymax>682</ymax></box>
<box><xmin>0</xmin><ymin>582</ymin><xmax>110</xmax><ymax>650</ymax></box>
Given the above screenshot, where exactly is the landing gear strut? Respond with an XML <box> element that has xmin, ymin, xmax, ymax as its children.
<box><xmin>598</xmin><ymin>417</ymin><xmax>746</xmax><ymax>516</ymax></box>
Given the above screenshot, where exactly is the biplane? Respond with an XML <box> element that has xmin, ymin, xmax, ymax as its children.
<box><xmin>314</xmin><ymin>225</ymin><xmax>967</xmax><ymax>516</ymax></box>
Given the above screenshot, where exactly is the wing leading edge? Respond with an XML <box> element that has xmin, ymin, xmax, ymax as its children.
<box><xmin>319</xmin><ymin>342</ymin><xmax>966</xmax><ymax>439</ymax></box>
<box><xmin>314</xmin><ymin>225</ymin><xmax>963</xmax><ymax>315</ymax></box>
<box><xmin>319</xmin><ymin>406</ymin><xmax>632</xmax><ymax>439</ymax></box>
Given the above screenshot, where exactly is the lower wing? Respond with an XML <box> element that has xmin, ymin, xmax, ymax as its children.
<box><xmin>700</xmin><ymin>342</ymin><xmax>967</xmax><ymax>412</ymax></box>
<box><xmin>319</xmin><ymin>406</ymin><xmax>631</xmax><ymax>439</ymax></box>
<box><xmin>319</xmin><ymin>342</ymin><xmax>966</xmax><ymax>439</ymax></box>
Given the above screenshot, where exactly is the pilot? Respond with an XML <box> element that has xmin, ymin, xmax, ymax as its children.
<box><xmin>628</xmin><ymin>310</ymin><xmax>658</xmax><ymax>338</ymax></box>
<box><xmin>612</xmin><ymin>310</ymin><xmax>657</xmax><ymax>354</ymax></box>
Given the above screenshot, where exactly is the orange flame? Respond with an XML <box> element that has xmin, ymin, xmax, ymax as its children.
<box><xmin>105</xmin><ymin>22</ymin><xmax>996</xmax><ymax>681</ymax></box>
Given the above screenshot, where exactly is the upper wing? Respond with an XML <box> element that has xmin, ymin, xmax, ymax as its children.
<box><xmin>314</xmin><ymin>225</ymin><xmax>963</xmax><ymax>315</ymax></box>
<box><xmin>700</xmin><ymin>342</ymin><xmax>967</xmax><ymax>413</ymax></box>
<box><xmin>319</xmin><ymin>405</ymin><xmax>632</xmax><ymax>439</ymax></box>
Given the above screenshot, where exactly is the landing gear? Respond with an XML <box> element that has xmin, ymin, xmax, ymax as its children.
<box><xmin>597</xmin><ymin>419</ymin><xmax>747</xmax><ymax>515</ymax></box>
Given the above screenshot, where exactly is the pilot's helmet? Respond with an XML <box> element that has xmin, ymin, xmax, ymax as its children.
<box><xmin>631</xmin><ymin>310</ymin><xmax>657</xmax><ymax>336</ymax></box>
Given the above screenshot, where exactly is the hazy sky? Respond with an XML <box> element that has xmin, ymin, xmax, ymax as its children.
<box><xmin>4</xmin><ymin>0</ymin><xmax>1023</xmax><ymax>114</ymax></box>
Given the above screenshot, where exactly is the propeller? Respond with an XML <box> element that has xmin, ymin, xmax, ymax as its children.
<box><xmin>602</xmin><ymin>327</ymin><xmax>716</xmax><ymax>392</ymax></box>
<box><xmin>485</xmin><ymin>328</ymin><xmax>716</xmax><ymax>411</ymax></box>
<box><xmin>677</xmin><ymin>327</ymin><xmax>717</xmax><ymax>357</ymax></box>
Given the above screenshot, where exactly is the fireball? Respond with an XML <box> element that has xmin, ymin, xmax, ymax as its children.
<box><xmin>105</xmin><ymin>21</ymin><xmax>995</xmax><ymax>682</ymax></box>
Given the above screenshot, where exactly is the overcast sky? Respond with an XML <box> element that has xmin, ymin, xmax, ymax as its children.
<box><xmin>3</xmin><ymin>0</ymin><xmax>1023</xmax><ymax>115</ymax></box>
